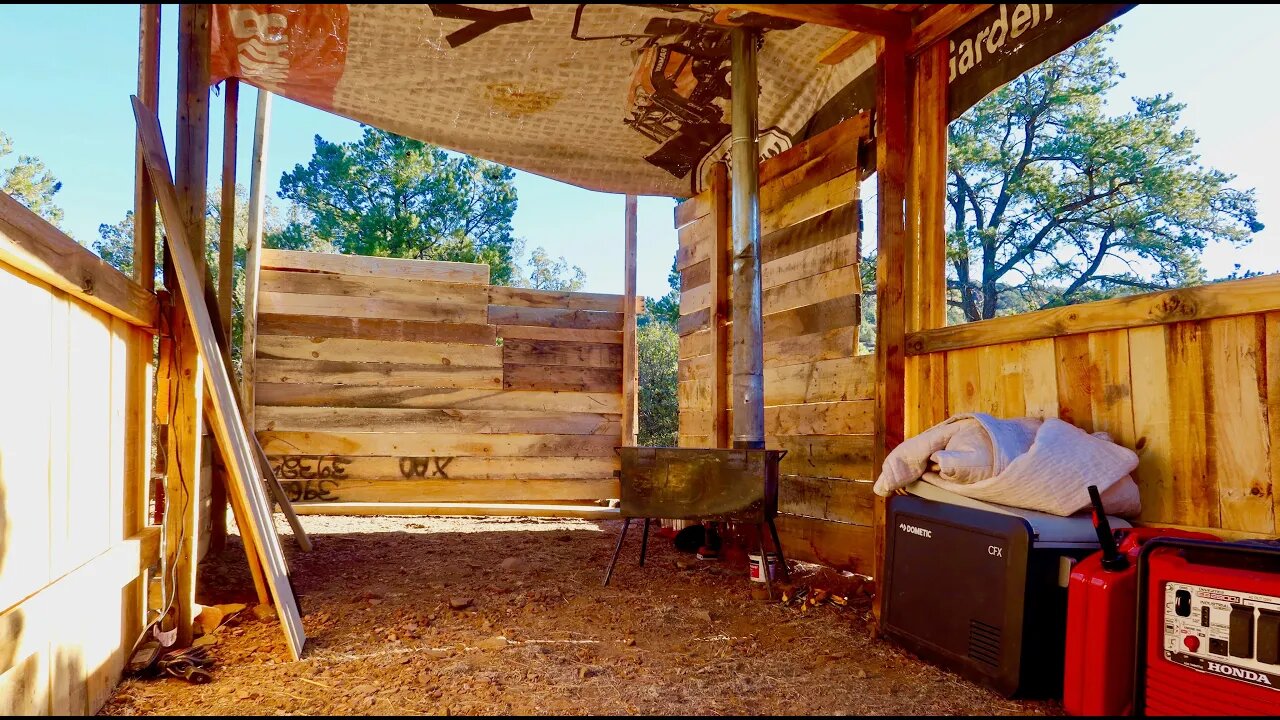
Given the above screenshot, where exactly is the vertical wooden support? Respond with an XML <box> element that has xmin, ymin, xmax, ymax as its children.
<box><xmin>134</xmin><ymin>4</ymin><xmax>161</xmax><ymax>291</ymax></box>
<box><xmin>873</xmin><ymin>34</ymin><xmax>910</xmax><ymax>619</ymax></box>
<box><xmin>164</xmin><ymin>3</ymin><xmax>212</xmax><ymax>648</ymax></box>
<box><xmin>240</xmin><ymin>90</ymin><xmax>271</xmax><ymax>423</ymax></box>
<box><xmin>622</xmin><ymin>195</ymin><xmax>639</xmax><ymax>445</ymax></box>
<box><xmin>130</xmin><ymin>4</ymin><xmax>161</xmax><ymax>629</ymax></box>
<box><xmin>709</xmin><ymin>162</ymin><xmax>731</xmax><ymax>448</ymax></box>
<box><xmin>905</xmin><ymin>42</ymin><xmax>950</xmax><ymax>436</ymax></box>
<box><xmin>218</xmin><ymin>79</ymin><xmax>238</xmax><ymax>335</ymax></box>
<box><xmin>210</xmin><ymin>78</ymin><xmax>239</xmax><ymax>554</ymax></box>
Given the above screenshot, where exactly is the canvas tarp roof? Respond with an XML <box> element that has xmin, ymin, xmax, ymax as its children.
<box><xmin>209</xmin><ymin>4</ymin><xmax>1130</xmax><ymax>198</ymax></box>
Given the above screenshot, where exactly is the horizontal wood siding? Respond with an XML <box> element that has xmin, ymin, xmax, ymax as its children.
<box><xmin>907</xmin><ymin>286</ymin><xmax>1280</xmax><ymax>540</ymax></box>
<box><xmin>254</xmin><ymin>250</ymin><xmax>626</xmax><ymax>511</ymax></box>
<box><xmin>675</xmin><ymin>116</ymin><xmax>873</xmax><ymax>573</ymax></box>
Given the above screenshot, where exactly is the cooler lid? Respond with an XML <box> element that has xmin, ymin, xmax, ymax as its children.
<box><xmin>904</xmin><ymin>480</ymin><xmax>1130</xmax><ymax>545</ymax></box>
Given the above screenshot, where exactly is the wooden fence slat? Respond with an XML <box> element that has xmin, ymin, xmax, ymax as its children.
<box><xmin>1205</xmin><ymin>316</ymin><xmax>1274</xmax><ymax>534</ymax></box>
<box><xmin>268</xmin><ymin>455</ymin><xmax>619</xmax><ymax>481</ymax></box>
<box><xmin>258</xmin><ymin>314</ymin><xmax>498</xmax><ymax>345</ymax></box>
<box><xmin>260</xmin><ymin>248</ymin><xmax>489</xmax><ymax>284</ymax></box>
<box><xmin>256</xmin><ymin>385</ymin><xmax>623</xmax><ymax>414</ymax></box>
<box><xmin>257</xmin><ymin>407</ymin><xmax>622</xmax><ymax>436</ymax></box>
<box><xmin>907</xmin><ymin>273</ymin><xmax>1280</xmax><ymax>356</ymax></box>
<box><xmin>256</xmin><ymin>335</ymin><xmax>501</xmax><ymax>367</ymax></box>
<box><xmin>276</xmin><ymin>477</ymin><xmax>620</xmax><ymax>504</ymax></box>
<box><xmin>260</xmin><ymin>268</ymin><xmax>490</xmax><ymax>306</ymax></box>
<box><xmin>258</xmin><ymin>431</ymin><xmax>620</xmax><ymax>458</ymax></box>
<box><xmin>256</xmin><ymin>358</ymin><xmax>503</xmax><ymax>389</ymax></box>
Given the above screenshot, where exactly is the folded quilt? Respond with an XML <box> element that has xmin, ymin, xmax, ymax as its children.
<box><xmin>874</xmin><ymin>412</ymin><xmax>1141</xmax><ymax>517</ymax></box>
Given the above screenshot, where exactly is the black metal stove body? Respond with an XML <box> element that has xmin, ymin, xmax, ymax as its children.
<box><xmin>604</xmin><ymin>447</ymin><xmax>789</xmax><ymax>595</ymax></box>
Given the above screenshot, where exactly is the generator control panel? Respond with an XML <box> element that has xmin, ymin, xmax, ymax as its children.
<box><xmin>1162</xmin><ymin>581</ymin><xmax>1280</xmax><ymax>691</ymax></box>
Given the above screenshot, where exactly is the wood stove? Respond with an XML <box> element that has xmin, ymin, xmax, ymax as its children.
<box><xmin>603</xmin><ymin>447</ymin><xmax>788</xmax><ymax>596</ymax></box>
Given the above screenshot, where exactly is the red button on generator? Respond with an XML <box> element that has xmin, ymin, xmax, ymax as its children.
<box><xmin>1183</xmin><ymin>635</ymin><xmax>1199</xmax><ymax>652</ymax></box>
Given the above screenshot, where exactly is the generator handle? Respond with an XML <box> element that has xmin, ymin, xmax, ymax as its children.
<box><xmin>1087</xmin><ymin>485</ymin><xmax>1127</xmax><ymax>571</ymax></box>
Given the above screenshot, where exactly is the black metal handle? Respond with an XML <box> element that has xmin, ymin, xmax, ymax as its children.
<box><xmin>1088</xmin><ymin>485</ymin><xmax>1128</xmax><ymax>571</ymax></box>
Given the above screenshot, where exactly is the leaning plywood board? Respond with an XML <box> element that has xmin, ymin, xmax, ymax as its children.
<box><xmin>133</xmin><ymin>95</ymin><xmax>305</xmax><ymax>660</ymax></box>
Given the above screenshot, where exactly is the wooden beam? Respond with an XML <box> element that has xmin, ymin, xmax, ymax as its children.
<box><xmin>722</xmin><ymin>4</ymin><xmax>910</xmax><ymax>37</ymax></box>
<box><xmin>908</xmin><ymin>272</ymin><xmax>1280</xmax><ymax>356</ymax></box>
<box><xmin>165</xmin><ymin>3</ymin><xmax>212</xmax><ymax>650</ymax></box>
<box><xmin>134</xmin><ymin>4</ymin><xmax>161</xmax><ymax>292</ymax></box>
<box><xmin>709</xmin><ymin>162</ymin><xmax>731</xmax><ymax>447</ymax></box>
<box><xmin>176</xmin><ymin>4</ymin><xmax>211</xmax><ymax>280</ymax></box>
<box><xmin>218</xmin><ymin>78</ymin><xmax>238</xmax><ymax>337</ymax></box>
<box><xmin>134</xmin><ymin>93</ymin><xmax>307</xmax><ymax>660</ymax></box>
<box><xmin>621</xmin><ymin>195</ymin><xmax>639</xmax><ymax>445</ymax></box>
<box><xmin>904</xmin><ymin>41</ymin><xmax>949</xmax><ymax>436</ymax></box>
<box><xmin>292</xmin><ymin>502</ymin><xmax>622</xmax><ymax>519</ymax></box>
<box><xmin>872</xmin><ymin>33</ymin><xmax>909</xmax><ymax>619</ymax></box>
<box><xmin>908</xmin><ymin>4</ymin><xmax>992</xmax><ymax>56</ymax></box>
<box><xmin>817</xmin><ymin>30</ymin><xmax>877</xmax><ymax>66</ymax></box>
<box><xmin>240</xmin><ymin>90</ymin><xmax>272</xmax><ymax>422</ymax></box>
<box><xmin>211</xmin><ymin>77</ymin><xmax>239</xmax><ymax>555</ymax></box>
<box><xmin>0</xmin><ymin>193</ymin><xmax>159</xmax><ymax>329</ymax></box>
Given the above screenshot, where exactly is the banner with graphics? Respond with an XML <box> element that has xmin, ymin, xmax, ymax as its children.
<box><xmin>210</xmin><ymin>4</ymin><xmax>1127</xmax><ymax>198</ymax></box>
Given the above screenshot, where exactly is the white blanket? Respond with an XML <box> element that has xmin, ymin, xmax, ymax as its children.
<box><xmin>874</xmin><ymin>413</ymin><xmax>1142</xmax><ymax>517</ymax></box>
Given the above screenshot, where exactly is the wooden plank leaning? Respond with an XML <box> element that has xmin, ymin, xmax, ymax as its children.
<box><xmin>132</xmin><ymin>94</ymin><xmax>306</xmax><ymax>660</ymax></box>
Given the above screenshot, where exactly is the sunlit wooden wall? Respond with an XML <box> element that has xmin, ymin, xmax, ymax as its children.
<box><xmin>675</xmin><ymin>115</ymin><xmax>876</xmax><ymax>572</ymax></box>
<box><xmin>0</xmin><ymin>198</ymin><xmax>157</xmax><ymax>714</ymax></box>
<box><xmin>906</xmin><ymin>276</ymin><xmax>1280</xmax><ymax>539</ymax></box>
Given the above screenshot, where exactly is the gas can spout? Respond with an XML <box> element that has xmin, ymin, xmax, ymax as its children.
<box><xmin>1088</xmin><ymin>485</ymin><xmax>1128</xmax><ymax>571</ymax></box>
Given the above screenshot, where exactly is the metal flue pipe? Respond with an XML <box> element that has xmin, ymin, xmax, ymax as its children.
<box><xmin>729</xmin><ymin>28</ymin><xmax>765</xmax><ymax>450</ymax></box>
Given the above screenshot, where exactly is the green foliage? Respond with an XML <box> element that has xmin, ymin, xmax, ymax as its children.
<box><xmin>637</xmin><ymin>320</ymin><xmax>679</xmax><ymax>447</ymax></box>
<box><xmin>1</xmin><ymin>131</ymin><xmax>64</xmax><ymax>227</ymax></box>
<box><xmin>516</xmin><ymin>241</ymin><xmax>585</xmax><ymax>291</ymax></box>
<box><xmin>947</xmin><ymin>25</ymin><xmax>1262</xmax><ymax>321</ymax></box>
<box><xmin>274</xmin><ymin>126</ymin><xmax>520</xmax><ymax>284</ymax></box>
<box><xmin>94</xmin><ymin>183</ymin><xmax>282</xmax><ymax>374</ymax></box>
<box><xmin>641</xmin><ymin>255</ymin><xmax>680</xmax><ymax>328</ymax></box>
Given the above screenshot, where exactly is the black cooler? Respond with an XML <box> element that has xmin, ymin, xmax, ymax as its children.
<box><xmin>883</xmin><ymin>482</ymin><xmax>1130</xmax><ymax>697</ymax></box>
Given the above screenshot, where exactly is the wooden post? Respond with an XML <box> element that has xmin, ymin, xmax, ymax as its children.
<box><xmin>163</xmin><ymin>3</ymin><xmax>212</xmax><ymax>648</ymax></box>
<box><xmin>873</xmin><ymin>33</ymin><xmax>909</xmax><ymax>619</ymax></box>
<box><xmin>131</xmin><ymin>2</ymin><xmax>161</xmax><ymax>629</ymax></box>
<box><xmin>209</xmin><ymin>78</ymin><xmax>239</xmax><ymax>554</ymax></box>
<box><xmin>905</xmin><ymin>42</ymin><xmax>950</xmax><ymax>436</ymax></box>
<box><xmin>622</xmin><ymin>195</ymin><xmax>639</xmax><ymax>446</ymax></box>
<box><xmin>709</xmin><ymin>162</ymin><xmax>731</xmax><ymax>448</ymax></box>
<box><xmin>240</xmin><ymin>90</ymin><xmax>271</xmax><ymax>424</ymax></box>
<box><xmin>134</xmin><ymin>4</ymin><xmax>160</xmax><ymax>291</ymax></box>
<box><xmin>218</xmin><ymin>78</ymin><xmax>238</xmax><ymax>336</ymax></box>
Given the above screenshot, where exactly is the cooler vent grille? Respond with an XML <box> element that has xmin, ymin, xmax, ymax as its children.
<box><xmin>968</xmin><ymin>619</ymin><xmax>1001</xmax><ymax>667</ymax></box>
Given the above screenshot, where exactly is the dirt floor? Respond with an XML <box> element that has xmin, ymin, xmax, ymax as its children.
<box><xmin>100</xmin><ymin>514</ymin><xmax>1059</xmax><ymax>716</ymax></box>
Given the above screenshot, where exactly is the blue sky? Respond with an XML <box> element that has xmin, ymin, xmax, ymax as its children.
<box><xmin>0</xmin><ymin>4</ymin><xmax>1274</xmax><ymax>297</ymax></box>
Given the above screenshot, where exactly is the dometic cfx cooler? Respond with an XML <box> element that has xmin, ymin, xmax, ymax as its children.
<box><xmin>882</xmin><ymin>482</ymin><xmax>1130</xmax><ymax>697</ymax></box>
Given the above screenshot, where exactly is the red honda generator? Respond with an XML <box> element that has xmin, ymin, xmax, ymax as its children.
<box><xmin>1134</xmin><ymin>537</ymin><xmax>1280</xmax><ymax>715</ymax></box>
<box><xmin>1063</xmin><ymin>487</ymin><xmax>1280</xmax><ymax>716</ymax></box>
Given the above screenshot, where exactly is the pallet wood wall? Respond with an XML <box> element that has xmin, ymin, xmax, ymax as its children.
<box><xmin>0</xmin><ymin>203</ymin><xmax>156</xmax><ymax>714</ymax></box>
<box><xmin>905</xmin><ymin>274</ymin><xmax>1280</xmax><ymax>540</ymax></box>
<box><xmin>253</xmin><ymin>249</ymin><xmax>627</xmax><ymax>513</ymax></box>
<box><xmin>675</xmin><ymin>115</ymin><xmax>876</xmax><ymax>572</ymax></box>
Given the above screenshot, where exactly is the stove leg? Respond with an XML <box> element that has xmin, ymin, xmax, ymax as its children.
<box><xmin>758</xmin><ymin>523</ymin><xmax>774</xmax><ymax>601</ymax></box>
<box><xmin>639</xmin><ymin>518</ymin><xmax>651</xmax><ymax>566</ymax></box>
<box><xmin>766</xmin><ymin>517</ymin><xmax>789</xmax><ymax>580</ymax></box>
<box><xmin>603</xmin><ymin>518</ymin><xmax>631</xmax><ymax>587</ymax></box>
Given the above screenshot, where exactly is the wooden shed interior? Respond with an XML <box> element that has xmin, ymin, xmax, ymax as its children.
<box><xmin>1</xmin><ymin>3</ymin><xmax>1277</xmax><ymax>714</ymax></box>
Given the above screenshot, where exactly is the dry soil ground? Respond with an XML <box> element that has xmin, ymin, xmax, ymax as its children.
<box><xmin>100</xmin><ymin>514</ymin><xmax>1059</xmax><ymax>716</ymax></box>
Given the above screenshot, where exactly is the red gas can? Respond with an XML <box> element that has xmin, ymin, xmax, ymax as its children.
<box><xmin>1062</xmin><ymin>527</ymin><xmax>1216</xmax><ymax>716</ymax></box>
<box><xmin>1136</xmin><ymin>538</ymin><xmax>1280</xmax><ymax>716</ymax></box>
